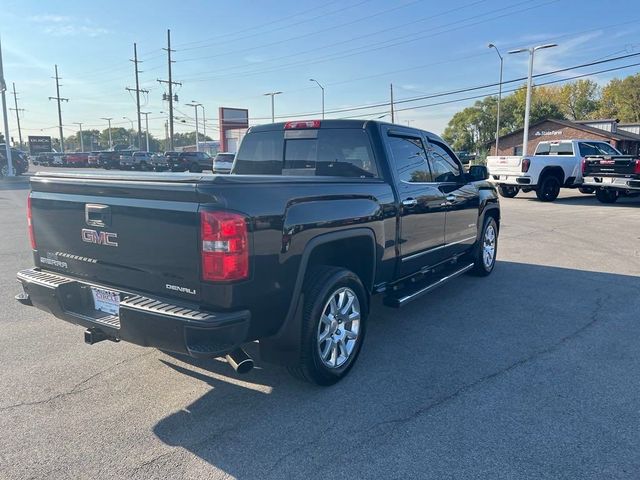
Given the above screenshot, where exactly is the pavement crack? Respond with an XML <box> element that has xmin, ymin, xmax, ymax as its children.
<box><xmin>0</xmin><ymin>350</ymin><xmax>154</xmax><ymax>411</ymax></box>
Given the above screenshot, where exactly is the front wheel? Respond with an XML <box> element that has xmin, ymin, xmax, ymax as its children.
<box><xmin>288</xmin><ymin>266</ymin><xmax>367</xmax><ymax>386</ymax></box>
<box><xmin>595</xmin><ymin>188</ymin><xmax>618</xmax><ymax>204</ymax></box>
<box><xmin>536</xmin><ymin>175</ymin><xmax>561</xmax><ymax>202</ymax></box>
<box><xmin>470</xmin><ymin>216</ymin><xmax>498</xmax><ymax>276</ymax></box>
<box><xmin>498</xmin><ymin>185</ymin><xmax>519</xmax><ymax>198</ymax></box>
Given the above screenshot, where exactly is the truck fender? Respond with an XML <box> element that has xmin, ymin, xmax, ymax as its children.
<box><xmin>259</xmin><ymin>228</ymin><xmax>377</xmax><ymax>366</ymax></box>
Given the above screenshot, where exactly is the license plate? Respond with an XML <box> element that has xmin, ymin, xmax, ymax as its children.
<box><xmin>91</xmin><ymin>287</ymin><xmax>120</xmax><ymax>316</ymax></box>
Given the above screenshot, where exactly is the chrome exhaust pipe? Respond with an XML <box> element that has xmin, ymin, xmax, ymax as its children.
<box><xmin>225</xmin><ymin>348</ymin><xmax>254</xmax><ymax>374</ymax></box>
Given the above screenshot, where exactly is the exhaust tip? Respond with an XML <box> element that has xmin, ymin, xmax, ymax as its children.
<box><xmin>226</xmin><ymin>348</ymin><xmax>254</xmax><ymax>374</ymax></box>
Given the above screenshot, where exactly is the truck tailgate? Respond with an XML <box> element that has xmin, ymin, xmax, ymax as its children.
<box><xmin>583</xmin><ymin>156</ymin><xmax>639</xmax><ymax>176</ymax></box>
<box><xmin>486</xmin><ymin>156</ymin><xmax>522</xmax><ymax>175</ymax></box>
<box><xmin>29</xmin><ymin>172</ymin><xmax>203</xmax><ymax>302</ymax></box>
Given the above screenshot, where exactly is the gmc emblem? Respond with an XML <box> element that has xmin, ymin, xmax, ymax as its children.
<box><xmin>81</xmin><ymin>228</ymin><xmax>118</xmax><ymax>247</ymax></box>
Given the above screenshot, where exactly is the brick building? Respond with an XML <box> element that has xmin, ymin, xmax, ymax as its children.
<box><xmin>489</xmin><ymin>118</ymin><xmax>640</xmax><ymax>156</ymax></box>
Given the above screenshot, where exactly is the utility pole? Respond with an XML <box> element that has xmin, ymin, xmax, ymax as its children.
<box><xmin>158</xmin><ymin>30</ymin><xmax>181</xmax><ymax>151</ymax></box>
<box><xmin>141</xmin><ymin>111</ymin><xmax>151</xmax><ymax>151</ymax></box>
<box><xmin>101</xmin><ymin>117</ymin><xmax>113</xmax><ymax>149</ymax></box>
<box><xmin>48</xmin><ymin>65</ymin><xmax>69</xmax><ymax>152</ymax></box>
<box><xmin>0</xmin><ymin>36</ymin><xmax>14</xmax><ymax>175</ymax></box>
<box><xmin>126</xmin><ymin>43</ymin><xmax>148</xmax><ymax>150</ymax></box>
<box><xmin>73</xmin><ymin>122</ymin><xmax>84</xmax><ymax>152</ymax></box>
<box><xmin>390</xmin><ymin>83</ymin><xmax>395</xmax><ymax>123</ymax></box>
<box><xmin>10</xmin><ymin>83</ymin><xmax>24</xmax><ymax>149</ymax></box>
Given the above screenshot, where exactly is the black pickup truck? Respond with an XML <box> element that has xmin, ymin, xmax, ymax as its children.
<box><xmin>16</xmin><ymin>120</ymin><xmax>500</xmax><ymax>385</ymax></box>
<box><xmin>582</xmin><ymin>154</ymin><xmax>640</xmax><ymax>203</ymax></box>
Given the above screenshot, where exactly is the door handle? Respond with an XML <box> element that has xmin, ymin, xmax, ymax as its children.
<box><xmin>402</xmin><ymin>198</ymin><xmax>418</xmax><ymax>208</ymax></box>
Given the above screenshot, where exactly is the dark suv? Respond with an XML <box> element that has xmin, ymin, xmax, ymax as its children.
<box><xmin>169</xmin><ymin>151</ymin><xmax>212</xmax><ymax>172</ymax></box>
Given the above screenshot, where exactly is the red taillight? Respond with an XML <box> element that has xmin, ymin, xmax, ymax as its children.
<box><xmin>284</xmin><ymin>120</ymin><xmax>321</xmax><ymax>129</ymax></box>
<box><xmin>521</xmin><ymin>158</ymin><xmax>531</xmax><ymax>173</ymax></box>
<box><xmin>27</xmin><ymin>196</ymin><xmax>36</xmax><ymax>249</ymax></box>
<box><xmin>634</xmin><ymin>159</ymin><xmax>640</xmax><ymax>174</ymax></box>
<box><xmin>200</xmin><ymin>211</ymin><xmax>248</xmax><ymax>282</ymax></box>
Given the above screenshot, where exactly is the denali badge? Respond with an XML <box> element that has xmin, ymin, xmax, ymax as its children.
<box><xmin>81</xmin><ymin>228</ymin><xmax>118</xmax><ymax>247</ymax></box>
<box><xmin>166</xmin><ymin>284</ymin><xmax>196</xmax><ymax>295</ymax></box>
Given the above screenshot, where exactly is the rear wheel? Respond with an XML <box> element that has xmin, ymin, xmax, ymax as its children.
<box><xmin>536</xmin><ymin>175</ymin><xmax>561</xmax><ymax>202</ymax></box>
<box><xmin>498</xmin><ymin>185</ymin><xmax>519</xmax><ymax>198</ymax></box>
<box><xmin>288</xmin><ymin>266</ymin><xmax>367</xmax><ymax>386</ymax></box>
<box><xmin>595</xmin><ymin>188</ymin><xmax>618</xmax><ymax>204</ymax></box>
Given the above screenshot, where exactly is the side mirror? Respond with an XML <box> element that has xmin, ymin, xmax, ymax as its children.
<box><xmin>467</xmin><ymin>165</ymin><xmax>489</xmax><ymax>181</ymax></box>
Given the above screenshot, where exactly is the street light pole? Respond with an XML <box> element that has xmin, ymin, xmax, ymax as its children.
<box><xmin>140</xmin><ymin>112</ymin><xmax>151</xmax><ymax>151</ymax></box>
<box><xmin>488</xmin><ymin>43</ymin><xmax>503</xmax><ymax>155</ymax></box>
<box><xmin>264</xmin><ymin>91</ymin><xmax>282</xmax><ymax>123</ymax></box>
<box><xmin>101</xmin><ymin>117</ymin><xmax>113</xmax><ymax>149</ymax></box>
<box><xmin>192</xmin><ymin>102</ymin><xmax>206</xmax><ymax>140</ymax></box>
<box><xmin>0</xmin><ymin>36</ymin><xmax>14</xmax><ymax>176</ymax></box>
<box><xmin>508</xmin><ymin>43</ymin><xmax>557</xmax><ymax>156</ymax></box>
<box><xmin>187</xmin><ymin>102</ymin><xmax>202</xmax><ymax>151</ymax></box>
<box><xmin>74</xmin><ymin>122</ymin><xmax>84</xmax><ymax>152</ymax></box>
<box><xmin>309</xmin><ymin>79</ymin><xmax>325</xmax><ymax>119</ymax></box>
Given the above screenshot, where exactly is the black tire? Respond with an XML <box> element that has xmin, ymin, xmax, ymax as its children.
<box><xmin>579</xmin><ymin>186</ymin><xmax>595</xmax><ymax>194</ymax></box>
<box><xmin>470</xmin><ymin>216</ymin><xmax>498</xmax><ymax>276</ymax></box>
<box><xmin>536</xmin><ymin>175</ymin><xmax>561</xmax><ymax>202</ymax></box>
<box><xmin>498</xmin><ymin>185</ymin><xmax>519</xmax><ymax>198</ymax></box>
<box><xmin>595</xmin><ymin>188</ymin><xmax>618</xmax><ymax>204</ymax></box>
<box><xmin>287</xmin><ymin>266</ymin><xmax>368</xmax><ymax>386</ymax></box>
<box><xmin>189</xmin><ymin>162</ymin><xmax>201</xmax><ymax>173</ymax></box>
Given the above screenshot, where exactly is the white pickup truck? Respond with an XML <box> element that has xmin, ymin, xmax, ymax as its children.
<box><xmin>486</xmin><ymin>140</ymin><xmax>622</xmax><ymax>201</ymax></box>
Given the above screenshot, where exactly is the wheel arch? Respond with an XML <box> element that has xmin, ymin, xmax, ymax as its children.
<box><xmin>539</xmin><ymin>166</ymin><xmax>565</xmax><ymax>185</ymax></box>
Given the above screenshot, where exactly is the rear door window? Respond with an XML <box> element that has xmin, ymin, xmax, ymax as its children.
<box><xmin>387</xmin><ymin>135</ymin><xmax>432</xmax><ymax>183</ymax></box>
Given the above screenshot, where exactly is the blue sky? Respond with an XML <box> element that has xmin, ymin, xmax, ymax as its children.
<box><xmin>1</xmin><ymin>0</ymin><xmax>639</xmax><ymax>143</ymax></box>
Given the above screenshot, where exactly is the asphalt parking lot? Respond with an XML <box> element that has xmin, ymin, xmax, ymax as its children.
<box><xmin>1</xmin><ymin>171</ymin><xmax>639</xmax><ymax>479</ymax></box>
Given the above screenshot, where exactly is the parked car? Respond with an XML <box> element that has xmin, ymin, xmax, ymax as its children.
<box><xmin>16</xmin><ymin>119</ymin><xmax>499</xmax><ymax>385</ymax></box>
<box><xmin>163</xmin><ymin>151</ymin><xmax>181</xmax><ymax>170</ymax></box>
<box><xmin>87</xmin><ymin>151</ymin><xmax>103</xmax><ymax>167</ymax></box>
<box><xmin>168</xmin><ymin>151</ymin><xmax>213</xmax><ymax>172</ymax></box>
<box><xmin>64</xmin><ymin>152</ymin><xmax>90</xmax><ymax>167</ymax></box>
<box><xmin>486</xmin><ymin>139</ymin><xmax>622</xmax><ymax>201</ymax></box>
<box><xmin>0</xmin><ymin>146</ymin><xmax>29</xmax><ymax>175</ymax></box>
<box><xmin>119</xmin><ymin>151</ymin><xmax>153</xmax><ymax>170</ymax></box>
<box><xmin>150</xmin><ymin>153</ymin><xmax>169</xmax><ymax>171</ymax></box>
<box><xmin>582</xmin><ymin>151</ymin><xmax>640</xmax><ymax>203</ymax></box>
<box><xmin>212</xmin><ymin>152</ymin><xmax>235</xmax><ymax>173</ymax></box>
<box><xmin>32</xmin><ymin>152</ymin><xmax>65</xmax><ymax>167</ymax></box>
<box><xmin>99</xmin><ymin>150</ymin><xmax>135</xmax><ymax>169</ymax></box>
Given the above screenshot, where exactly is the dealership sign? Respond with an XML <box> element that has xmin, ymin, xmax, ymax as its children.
<box><xmin>28</xmin><ymin>136</ymin><xmax>52</xmax><ymax>154</ymax></box>
<box><xmin>534</xmin><ymin>130</ymin><xmax>563</xmax><ymax>137</ymax></box>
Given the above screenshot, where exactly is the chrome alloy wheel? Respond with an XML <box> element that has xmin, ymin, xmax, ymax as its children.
<box><xmin>317</xmin><ymin>287</ymin><xmax>361</xmax><ymax>369</ymax></box>
<box><xmin>483</xmin><ymin>224</ymin><xmax>496</xmax><ymax>269</ymax></box>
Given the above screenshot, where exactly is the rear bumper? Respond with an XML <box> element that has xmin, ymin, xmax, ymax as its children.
<box><xmin>490</xmin><ymin>174</ymin><xmax>534</xmax><ymax>186</ymax></box>
<box><xmin>583</xmin><ymin>175</ymin><xmax>640</xmax><ymax>191</ymax></box>
<box><xmin>16</xmin><ymin>268</ymin><xmax>251</xmax><ymax>358</ymax></box>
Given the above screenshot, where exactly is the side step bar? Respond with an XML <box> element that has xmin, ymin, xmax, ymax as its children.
<box><xmin>383</xmin><ymin>263</ymin><xmax>475</xmax><ymax>308</ymax></box>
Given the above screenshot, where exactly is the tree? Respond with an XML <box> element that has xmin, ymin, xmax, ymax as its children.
<box><xmin>596</xmin><ymin>73</ymin><xmax>640</xmax><ymax>122</ymax></box>
<box><xmin>171</xmin><ymin>131</ymin><xmax>213</xmax><ymax>148</ymax></box>
<box><xmin>557</xmin><ymin>80</ymin><xmax>600</xmax><ymax>120</ymax></box>
<box><xmin>99</xmin><ymin>127</ymin><xmax>134</xmax><ymax>149</ymax></box>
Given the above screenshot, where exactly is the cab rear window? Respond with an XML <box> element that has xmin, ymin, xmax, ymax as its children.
<box><xmin>233</xmin><ymin>129</ymin><xmax>378</xmax><ymax>178</ymax></box>
<box><xmin>535</xmin><ymin>142</ymin><xmax>574</xmax><ymax>155</ymax></box>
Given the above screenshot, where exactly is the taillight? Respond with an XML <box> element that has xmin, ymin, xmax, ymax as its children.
<box><xmin>634</xmin><ymin>159</ymin><xmax>640</xmax><ymax>174</ymax></box>
<box><xmin>284</xmin><ymin>120</ymin><xmax>321</xmax><ymax>129</ymax></box>
<box><xmin>200</xmin><ymin>211</ymin><xmax>248</xmax><ymax>281</ymax></box>
<box><xmin>27</xmin><ymin>196</ymin><xmax>36</xmax><ymax>249</ymax></box>
<box><xmin>521</xmin><ymin>158</ymin><xmax>531</xmax><ymax>173</ymax></box>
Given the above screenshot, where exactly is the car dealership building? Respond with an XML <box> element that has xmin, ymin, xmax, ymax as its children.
<box><xmin>490</xmin><ymin>118</ymin><xmax>640</xmax><ymax>156</ymax></box>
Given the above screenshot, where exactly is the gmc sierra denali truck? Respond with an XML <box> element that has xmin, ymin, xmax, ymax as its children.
<box><xmin>16</xmin><ymin>120</ymin><xmax>500</xmax><ymax>385</ymax></box>
<box><xmin>487</xmin><ymin>140</ymin><xmax>622</xmax><ymax>201</ymax></box>
<box><xmin>582</xmin><ymin>154</ymin><xmax>640</xmax><ymax>203</ymax></box>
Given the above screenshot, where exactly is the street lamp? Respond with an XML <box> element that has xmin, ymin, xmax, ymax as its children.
<box><xmin>508</xmin><ymin>43</ymin><xmax>558</xmax><ymax>156</ymax></box>
<box><xmin>100</xmin><ymin>117</ymin><xmax>113</xmax><ymax>149</ymax></box>
<box><xmin>123</xmin><ymin>116</ymin><xmax>135</xmax><ymax>147</ymax></box>
<box><xmin>186</xmin><ymin>102</ymin><xmax>202</xmax><ymax>151</ymax></box>
<box><xmin>263</xmin><ymin>91</ymin><xmax>282</xmax><ymax>123</ymax></box>
<box><xmin>140</xmin><ymin>112</ymin><xmax>151</xmax><ymax>152</ymax></box>
<box><xmin>191</xmin><ymin>101</ymin><xmax>206</xmax><ymax>141</ymax></box>
<box><xmin>73</xmin><ymin>122</ymin><xmax>84</xmax><ymax>152</ymax></box>
<box><xmin>309</xmin><ymin>79</ymin><xmax>325</xmax><ymax>119</ymax></box>
<box><xmin>488</xmin><ymin>43</ymin><xmax>503</xmax><ymax>155</ymax></box>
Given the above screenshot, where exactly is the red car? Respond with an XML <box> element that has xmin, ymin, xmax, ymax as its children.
<box><xmin>64</xmin><ymin>152</ymin><xmax>90</xmax><ymax>167</ymax></box>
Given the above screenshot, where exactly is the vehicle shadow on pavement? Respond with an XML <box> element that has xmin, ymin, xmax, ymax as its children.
<box><xmin>147</xmin><ymin>260</ymin><xmax>640</xmax><ymax>479</ymax></box>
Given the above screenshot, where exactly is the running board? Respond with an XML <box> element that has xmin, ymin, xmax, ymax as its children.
<box><xmin>383</xmin><ymin>263</ymin><xmax>475</xmax><ymax>308</ymax></box>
